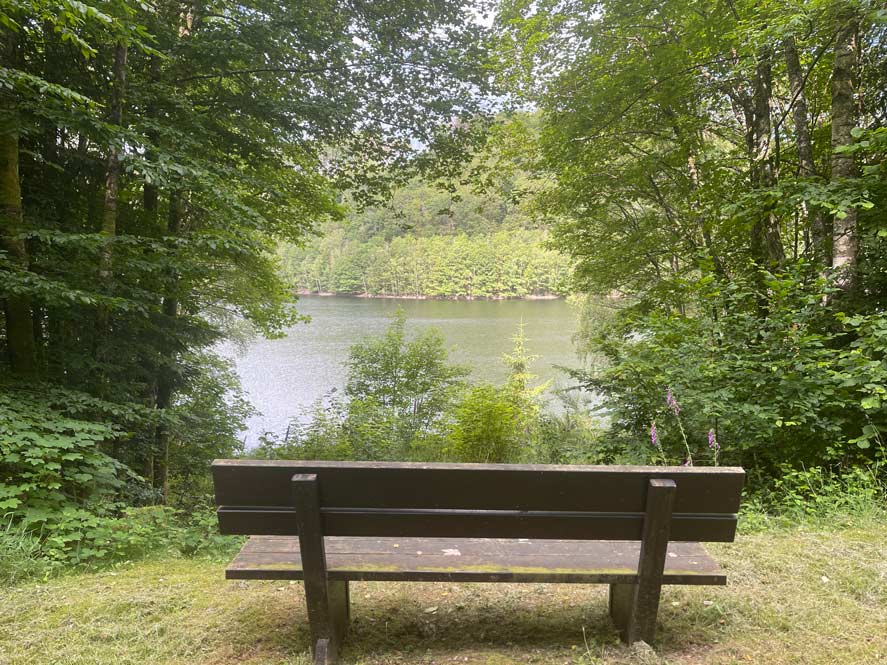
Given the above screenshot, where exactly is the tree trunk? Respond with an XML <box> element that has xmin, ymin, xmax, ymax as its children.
<box><xmin>94</xmin><ymin>42</ymin><xmax>128</xmax><ymax>386</ymax></box>
<box><xmin>154</xmin><ymin>189</ymin><xmax>182</xmax><ymax>503</ymax></box>
<box><xmin>687</xmin><ymin>153</ymin><xmax>726</xmax><ymax>278</ymax></box>
<box><xmin>98</xmin><ymin>42</ymin><xmax>128</xmax><ymax>282</ymax></box>
<box><xmin>785</xmin><ymin>34</ymin><xmax>829</xmax><ymax>265</ymax></box>
<box><xmin>1</xmin><ymin>27</ymin><xmax>36</xmax><ymax>376</ymax></box>
<box><xmin>830</xmin><ymin>14</ymin><xmax>859</xmax><ymax>286</ymax></box>
<box><xmin>0</xmin><ymin>129</ymin><xmax>36</xmax><ymax>376</ymax></box>
<box><xmin>142</xmin><ymin>55</ymin><xmax>161</xmax><ymax>219</ymax></box>
<box><xmin>784</xmin><ymin>36</ymin><xmax>815</xmax><ymax>176</ymax></box>
<box><xmin>749</xmin><ymin>47</ymin><xmax>785</xmax><ymax>268</ymax></box>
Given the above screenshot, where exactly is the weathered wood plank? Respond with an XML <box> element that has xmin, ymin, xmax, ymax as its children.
<box><xmin>213</xmin><ymin>460</ymin><xmax>745</xmax><ymax>515</ymax></box>
<box><xmin>239</xmin><ymin>536</ymin><xmax>715</xmax><ymax>558</ymax></box>
<box><xmin>225</xmin><ymin>536</ymin><xmax>725</xmax><ymax>585</ymax></box>
<box><xmin>608</xmin><ymin>583</ymin><xmax>634</xmax><ymax>633</ymax></box>
<box><xmin>216</xmin><ymin>506</ymin><xmax>738</xmax><ymax>542</ymax></box>
<box><xmin>313</xmin><ymin>639</ymin><xmax>329</xmax><ymax>665</ymax></box>
<box><xmin>625</xmin><ymin>479</ymin><xmax>676</xmax><ymax>645</ymax></box>
<box><xmin>292</xmin><ymin>474</ymin><xmax>341</xmax><ymax>663</ymax></box>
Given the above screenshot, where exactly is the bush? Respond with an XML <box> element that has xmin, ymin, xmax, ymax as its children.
<box><xmin>0</xmin><ymin>387</ymin><xmax>124</xmax><ymax>526</ymax></box>
<box><xmin>532</xmin><ymin>411</ymin><xmax>626</xmax><ymax>465</ymax></box>
<box><xmin>447</xmin><ymin>385</ymin><xmax>525</xmax><ymax>463</ymax></box>
<box><xmin>578</xmin><ymin>267</ymin><xmax>887</xmax><ymax>477</ymax></box>
<box><xmin>1</xmin><ymin>505</ymin><xmax>239</xmax><ymax>570</ymax></box>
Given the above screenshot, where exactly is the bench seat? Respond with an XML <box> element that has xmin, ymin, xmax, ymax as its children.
<box><xmin>227</xmin><ymin>535</ymin><xmax>726</xmax><ymax>585</ymax></box>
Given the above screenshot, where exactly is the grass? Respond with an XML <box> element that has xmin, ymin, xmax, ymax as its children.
<box><xmin>0</xmin><ymin>517</ymin><xmax>51</xmax><ymax>585</ymax></box>
<box><xmin>1</xmin><ymin>513</ymin><xmax>886</xmax><ymax>665</ymax></box>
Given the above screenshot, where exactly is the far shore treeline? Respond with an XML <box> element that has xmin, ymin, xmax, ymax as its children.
<box><xmin>279</xmin><ymin>170</ymin><xmax>572</xmax><ymax>299</ymax></box>
<box><xmin>282</xmin><ymin>230</ymin><xmax>571</xmax><ymax>299</ymax></box>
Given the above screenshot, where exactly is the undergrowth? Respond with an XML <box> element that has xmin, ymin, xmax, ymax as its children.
<box><xmin>739</xmin><ymin>463</ymin><xmax>886</xmax><ymax>533</ymax></box>
<box><xmin>0</xmin><ymin>506</ymin><xmax>242</xmax><ymax>586</ymax></box>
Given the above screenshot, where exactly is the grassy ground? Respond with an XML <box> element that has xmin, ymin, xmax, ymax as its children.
<box><xmin>1</xmin><ymin>515</ymin><xmax>886</xmax><ymax>665</ymax></box>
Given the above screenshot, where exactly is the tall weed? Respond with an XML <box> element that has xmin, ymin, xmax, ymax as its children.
<box><xmin>0</xmin><ymin>515</ymin><xmax>52</xmax><ymax>584</ymax></box>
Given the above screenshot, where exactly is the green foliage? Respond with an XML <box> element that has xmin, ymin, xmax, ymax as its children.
<box><xmin>576</xmin><ymin>267</ymin><xmax>887</xmax><ymax>473</ymax></box>
<box><xmin>256</xmin><ymin>311</ymin><xmax>470</xmax><ymax>462</ymax></box>
<box><xmin>2</xmin><ymin>0</ymin><xmax>493</xmax><ymax>570</ymax></box>
<box><xmin>767</xmin><ymin>465</ymin><xmax>886</xmax><ymax>519</ymax></box>
<box><xmin>531</xmin><ymin>393</ymin><xmax>622</xmax><ymax>466</ymax></box>
<box><xmin>38</xmin><ymin>505</ymin><xmax>240</xmax><ymax>566</ymax></box>
<box><xmin>257</xmin><ymin>315</ymin><xmax>571</xmax><ymax>466</ymax></box>
<box><xmin>280</xmin><ymin>140</ymin><xmax>570</xmax><ymax>299</ymax></box>
<box><xmin>281</xmin><ymin>229</ymin><xmax>571</xmax><ymax>299</ymax></box>
<box><xmin>163</xmin><ymin>353</ymin><xmax>252</xmax><ymax>508</ymax></box>
<box><xmin>445</xmin><ymin>322</ymin><xmax>554</xmax><ymax>464</ymax></box>
<box><xmin>0</xmin><ymin>379</ymin><xmax>240</xmax><ymax>565</ymax></box>
<box><xmin>346</xmin><ymin>310</ymin><xmax>470</xmax><ymax>428</ymax></box>
<box><xmin>447</xmin><ymin>384</ymin><xmax>524</xmax><ymax>463</ymax></box>
<box><xmin>741</xmin><ymin>464</ymin><xmax>886</xmax><ymax>533</ymax></box>
<box><xmin>0</xmin><ymin>386</ymin><xmax>123</xmax><ymax>521</ymax></box>
<box><xmin>494</xmin><ymin>0</ymin><xmax>887</xmax><ymax>483</ymax></box>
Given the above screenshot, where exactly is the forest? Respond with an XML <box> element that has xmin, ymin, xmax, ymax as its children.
<box><xmin>2</xmin><ymin>0</ymin><xmax>887</xmax><ymax>585</ymax></box>
<box><xmin>280</xmin><ymin>176</ymin><xmax>574</xmax><ymax>298</ymax></box>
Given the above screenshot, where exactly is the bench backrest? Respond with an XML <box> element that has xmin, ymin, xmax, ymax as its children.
<box><xmin>213</xmin><ymin>460</ymin><xmax>745</xmax><ymax>543</ymax></box>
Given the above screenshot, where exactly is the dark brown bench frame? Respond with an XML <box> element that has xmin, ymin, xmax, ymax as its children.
<box><xmin>213</xmin><ymin>460</ymin><xmax>745</xmax><ymax>664</ymax></box>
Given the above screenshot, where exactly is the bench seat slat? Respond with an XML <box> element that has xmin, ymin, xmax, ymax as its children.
<box><xmin>225</xmin><ymin>536</ymin><xmax>726</xmax><ymax>585</ymax></box>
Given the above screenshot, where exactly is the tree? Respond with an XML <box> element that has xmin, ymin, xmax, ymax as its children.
<box><xmin>496</xmin><ymin>0</ymin><xmax>883</xmax><ymax>301</ymax></box>
<box><xmin>346</xmin><ymin>309</ymin><xmax>469</xmax><ymax>431</ymax></box>
<box><xmin>0</xmin><ymin>0</ymin><xmax>494</xmax><ymax>558</ymax></box>
<box><xmin>494</xmin><ymin>0</ymin><xmax>887</xmax><ymax>474</ymax></box>
<box><xmin>448</xmin><ymin>322</ymin><xmax>548</xmax><ymax>463</ymax></box>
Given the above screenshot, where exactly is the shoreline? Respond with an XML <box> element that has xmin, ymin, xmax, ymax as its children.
<box><xmin>295</xmin><ymin>290</ymin><xmax>564</xmax><ymax>301</ymax></box>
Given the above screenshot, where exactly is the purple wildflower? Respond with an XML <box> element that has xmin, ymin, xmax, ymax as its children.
<box><xmin>708</xmin><ymin>429</ymin><xmax>720</xmax><ymax>451</ymax></box>
<box><xmin>650</xmin><ymin>421</ymin><xmax>659</xmax><ymax>447</ymax></box>
<box><xmin>682</xmin><ymin>457</ymin><xmax>692</xmax><ymax>466</ymax></box>
<box><xmin>666</xmin><ymin>388</ymin><xmax>680</xmax><ymax>416</ymax></box>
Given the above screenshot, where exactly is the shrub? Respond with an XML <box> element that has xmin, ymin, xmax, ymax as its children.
<box><xmin>578</xmin><ymin>267</ymin><xmax>887</xmax><ymax>477</ymax></box>
<box><xmin>35</xmin><ymin>505</ymin><xmax>240</xmax><ymax>567</ymax></box>
<box><xmin>0</xmin><ymin>388</ymin><xmax>123</xmax><ymax>525</ymax></box>
<box><xmin>447</xmin><ymin>385</ymin><xmax>525</xmax><ymax>463</ymax></box>
<box><xmin>740</xmin><ymin>463</ymin><xmax>887</xmax><ymax>533</ymax></box>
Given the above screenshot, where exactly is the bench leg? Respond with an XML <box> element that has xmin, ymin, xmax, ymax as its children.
<box><xmin>293</xmin><ymin>475</ymin><xmax>351</xmax><ymax>664</ymax></box>
<box><xmin>313</xmin><ymin>639</ymin><xmax>330</xmax><ymax>665</ymax></box>
<box><xmin>608</xmin><ymin>579</ymin><xmax>665</xmax><ymax>645</ymax></box>
<box><xmin>305</xmin><ymin>580</ymin><xmax>350</xmax><ymax>664</ymax></box>
<box><xmin>610</xmin><ymin>479</ymin><xmax>676</xmax><ymax>646</ymax></box>
<box><xmin>608</xmin><ymin>583</ymin><xmax>634</xmax><ymax>635</ymax></box>
<box><xmin>328</xmin><ymin>580</ymin><xmax>350</xmax><ymax>644</ymax></box>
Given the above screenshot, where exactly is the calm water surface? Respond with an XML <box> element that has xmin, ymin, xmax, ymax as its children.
<box><xmin>228</xmin><ymin>296</ymin><xmax>584</xmax><ymax>446</ymax></box>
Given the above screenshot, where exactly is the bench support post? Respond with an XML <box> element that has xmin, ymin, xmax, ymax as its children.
<box><xmin>609</xmin><ymin>478</ymin><xmax>676</xmax><ymax>645</ymax></box>
<box><xmin>292</xmin><ymin>474</ymin><xmax>349</xmax><ymax>665</ymax></box>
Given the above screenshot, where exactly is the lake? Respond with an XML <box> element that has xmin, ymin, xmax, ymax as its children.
<box><xmin>227</xmin><ymin>296</ymin><xmax>586</xmax><ymax>446</ymax></box>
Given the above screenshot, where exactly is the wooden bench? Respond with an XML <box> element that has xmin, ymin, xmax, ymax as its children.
<box><xmin>213</xmin><ymin>460</ymin><xmax>745</xmax><ymax>664</ymax></box>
